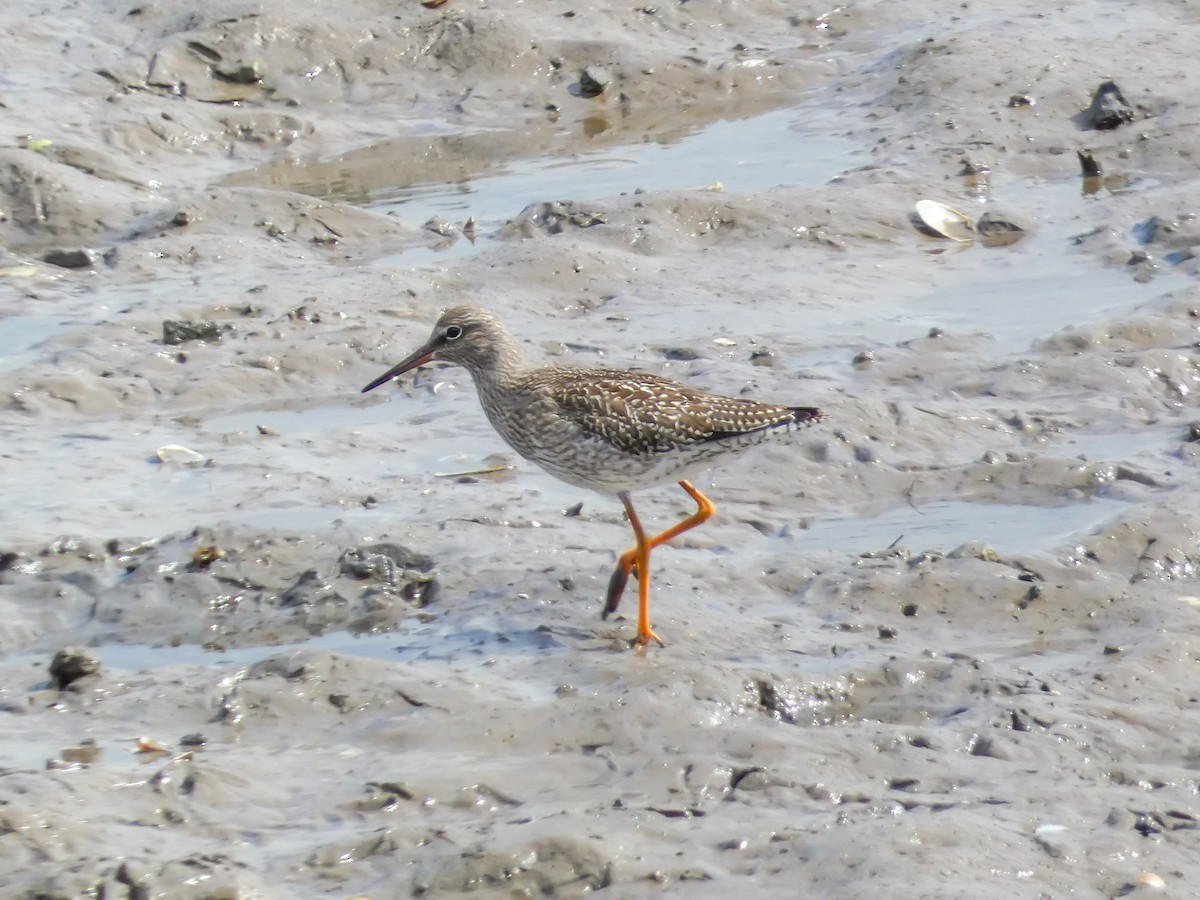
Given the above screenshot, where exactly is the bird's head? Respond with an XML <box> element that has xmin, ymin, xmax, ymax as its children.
<box><xmin>361</xmin><ymin>305</ymin><xmax>513</xmax><ymax>392</ymax></box>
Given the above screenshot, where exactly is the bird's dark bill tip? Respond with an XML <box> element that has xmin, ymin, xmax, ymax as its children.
<box><xmin>361</xmin><ymin>371</ymin><xmax>397</xmax><ymax>393</ymax></box>
<box><xmin>361</xmin><ymin>350</ymin><xmax>435</xmax><ymax>393</ymax></box>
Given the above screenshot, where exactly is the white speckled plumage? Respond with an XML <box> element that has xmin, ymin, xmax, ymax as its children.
<box><xmin>361</xmin><ymin>305</ymin><xmax>824</xmax><ymax>646</ymax></box>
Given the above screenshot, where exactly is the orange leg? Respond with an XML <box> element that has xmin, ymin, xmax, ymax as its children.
<box><xmin>602</xmin><ymin>480</ymin><xmax>717</xmax><ymax>646</ymax></box>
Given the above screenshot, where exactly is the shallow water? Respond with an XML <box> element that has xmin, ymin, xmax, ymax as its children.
<box><xmin>231</xmin><ymin>105</ymin><xmax>863</xmax><ymax>233</ymax></box>
<box><xmin>0</xmin><ymin>314</ymin><xmax>69</xmax><ymax>375</ymax></box>
<box><xmin>782</xmin><ymin>495</ymin><xmax>1130</xmax><ymax>557</ymax></box>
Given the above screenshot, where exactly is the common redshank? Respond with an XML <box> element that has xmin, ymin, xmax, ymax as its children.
<box><xmin>362</xmin><ymin>306</ymin><xmax>822</xmax><ymax>647</ymax></box>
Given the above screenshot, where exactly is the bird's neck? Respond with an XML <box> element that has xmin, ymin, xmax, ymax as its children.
<box><xmin>462</xmin><ymin>331</ymin><xmax>527</xmax><ymax>394</ymax></box>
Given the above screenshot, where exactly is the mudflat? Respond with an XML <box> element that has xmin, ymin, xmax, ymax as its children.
<box><xmin>1</xmin><ymin>2</ymin><xmax>1198</xmax><ymax>897</ymax></box>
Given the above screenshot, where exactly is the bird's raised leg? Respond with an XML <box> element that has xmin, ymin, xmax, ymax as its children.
<box><xmin>602</xmin><ymin>481</ymin><xmax>717</xmax><ymax>639</ymax></box>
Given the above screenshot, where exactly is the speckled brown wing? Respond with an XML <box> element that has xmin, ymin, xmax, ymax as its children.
<box><xmin>549</xmin><ymin>369</ymin><xmax>817</xmax><ymax>456</ymax></box>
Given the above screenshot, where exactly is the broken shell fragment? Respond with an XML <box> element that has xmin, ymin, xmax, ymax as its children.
<box><xmin>913</xmin><ymin>200</ymin><xmax>975</xmax><ymax>242</ymax></box>
<box><xmin>155</xmin><ymin>444</ymin><xmax>205</xmax><ymax>465</ymax></box>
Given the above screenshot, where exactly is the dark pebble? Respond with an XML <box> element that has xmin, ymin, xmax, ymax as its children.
<box><xmin>579</xmin><ymin>65</ymin><xmax>612</xmax><ymax>97</ymax></box>
<box><xmin>49</xmin><ymin>646</ymin><xmax>101</xmax><ymax>689</ymax></box>
<box><xmin>1082</xmin><ymin>80</ymin><xmax>1135</xmax><ymax>130</ymax></box>
<box><xmin>43</xmin><ymin>248</ymin><xmax>96</xmax><ymax>269</ymax></box>
<box><xmin>162</xmin><ymin>320</ymin><xmax>222</xmax><ymax>345</ymax></box>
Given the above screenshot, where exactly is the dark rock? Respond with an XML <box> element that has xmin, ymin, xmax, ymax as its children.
<box><xmin>1082</xmin><ymin>80</ymin><xmax>1135</xmax><ymax>130</ymax></box>
<box><xmin>501</xmin><ymin>201</ymin><xmax>608</xmax><ymax>238</ymax></box>
<box><xmin>338</xmin><ymin>544</ymin><xmax>435</xmax><ymax>579</ymax></box>
<box><xmin>423</xmin><ymin>216</ymin><xmax>457</xmax><ymax>236</ymax></box>
<box><xmin>214</xmin><ymin>59</ymin><xmax>264</xmax><ymax>84</ymax></box>
<box><xmin>43</xmin><ymin>248</ymin><xmax>96</xmax><ymax>269</ymax></box>
<box><xmin>579</xmin><ymin>65</ymin><xmax>613</xmax><ymax>97</ymax></box>
<box><xmin>162</xmin><ymin>320</ymin><xmax>223</xmax><ymax>345</ymax></box>
<box><xmin>49</xmin><ymin>646</ymin><xmax>101</xmax><ymax>690</ymax></box>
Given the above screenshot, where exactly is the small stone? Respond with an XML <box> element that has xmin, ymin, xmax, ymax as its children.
<box><xmin>948</xmin><ymin>541</ymin><xmax>1000</xmax><ymax>562</ymax></box>
<box><xmin>214</xmin><ymin>59</ymin><xmax>264</xmax><ymax>84</ymax></box>
<box><xmin>43</xmin><ymin>248</ymin><xmax>96</xmax><ymax>269</ymax></box>
<box><xmin>579</xmin><ymin>65</ymin><xmax>613</xmax><ymax>97</ymax></box>
<box><xmin>163</xmin><ymin>320</ymin><xmax>222</xmax><ymax>345</ymax></box>
<box><xmin>1082</xmin><ymin>80</ymin><xmax>1134</xmax><ymax>130</ymax></box>
<box><xmin>49</xmin><ymin>646</ymin><xmax>101</xmax><ymax>690</ymax></box>
<box><xmin>423</xmin><ymin>216</ymin><xmax>457</xmax><ymax>236</ymax></box>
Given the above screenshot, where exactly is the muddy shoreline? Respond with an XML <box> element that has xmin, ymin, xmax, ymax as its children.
<box><xmin>2</xmin><ymin>2</ymin><xmax>1199</xmax><ymax>897</ymax></box>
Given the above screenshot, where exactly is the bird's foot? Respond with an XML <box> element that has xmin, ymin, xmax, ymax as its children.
<box><xmin>632</xmin><ymin>626</ymin><xmax>664</xmax><ymax>649</ymax></box>
<box><xmin>602</xmin><ymin>561</ymin><xmax>638</xmax><ymax>618</ymax></box>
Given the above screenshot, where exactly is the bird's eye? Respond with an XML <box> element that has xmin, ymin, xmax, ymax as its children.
<box><xmin>444</xmin><ymin>325</ymin><xmax>464</xmax><ymax>341</ymax></box>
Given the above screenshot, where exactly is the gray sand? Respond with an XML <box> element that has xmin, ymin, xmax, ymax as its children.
<box><xmin>2</xmin><ymin>1</ymin><xmax>1199</xmax><ymax>897</ymax></box>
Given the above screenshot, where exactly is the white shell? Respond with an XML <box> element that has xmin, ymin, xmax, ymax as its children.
<box><xmin>914</xmin><ymin>200</ymin><xmax>975</xmax><ymax>242</ymax></box>
<box><xmin>155</xmin><ymin>444</ymin><xmax>205</xmax><ymax>464</ymax></box>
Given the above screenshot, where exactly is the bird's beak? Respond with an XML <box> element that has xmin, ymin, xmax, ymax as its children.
<box><xmin>361</xmin><ymin>343</ymin><xmax>437</xmax><ymax>393</ymax></box>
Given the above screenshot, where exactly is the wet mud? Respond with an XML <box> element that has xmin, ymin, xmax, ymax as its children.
<box><xmin>2</xmin><ymin>1</ymin><xmax>1200</xmax><ymax>897</ymax></box>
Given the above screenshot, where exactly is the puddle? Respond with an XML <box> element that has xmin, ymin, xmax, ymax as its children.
<box><xmin>0</xmin><ymin>623</ymin><xmax>565</xmax><ymax>772</ymax></box>
<box><xmin>227</xmin><ymin>104</ymin><xmax>862</xmax><ymax>244</ymax></box>
<box><xmin>0</xmin><ymin>315</ymin><xmax>69</xmax><ymax>375</ymax></box>
<box><xmin>368</xmin><ymin>107</ymin><xmax>859</xmax><ymax>229</ymax></box>
<box><xmin>0</xmin><ymin>621</ymin><xmax>571</xmax><ymax>682</ymax></box>
<box><xmin>1056</xmin><ymin>427</ymin><xmax>1179</xmax><ymax>463</ymax></box>
<box><xmin>783</xmin><ymin>497</ymin><xmax>1129</xmax><ymax>558</ymax></box>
